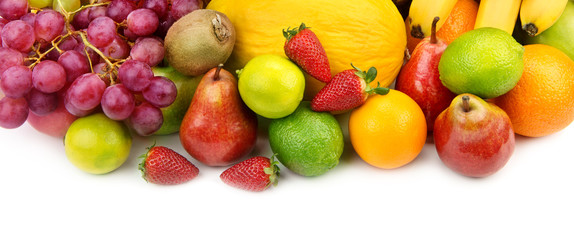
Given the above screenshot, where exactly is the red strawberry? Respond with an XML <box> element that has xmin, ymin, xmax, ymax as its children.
<box><xmin>311</xmin><ymin>64</ymin><xmax>389</xmax><ymax>113</ymax></box>
<box><xmin>220</xmin><ymin>155</ymin><xmax>280</xmax><ymax>192</ymax></box>
<box><xmin>139</xmin><ymin>145</ymin><xmax>199</xmax><ymax>185</ymax></box>
<box><xmin>283</xmin><ymin>23</ymin><xmax>331</xmax><ymax>83</ymax></box>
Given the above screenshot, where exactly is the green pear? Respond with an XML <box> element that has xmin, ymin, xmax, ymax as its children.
<box><xmin>152</xmin><ymin>65</ymin><xmax>201</xmax><ymax>135</ymax></box>
<box><xmin>517</xmin><ymin>1</ymin><xmax>574</xmax><ymax>60</ymax></box>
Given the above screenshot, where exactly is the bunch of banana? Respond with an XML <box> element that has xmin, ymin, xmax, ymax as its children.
<box><xmin>407</xmin><ymin>0</ymin><xmax>569</xmax><ymax>38</ymax></box>
<box><xmin>520</xmin><ymin>0</ymin><xmax>569</xmax><ymax>36</ymax></box>
<box><xmin>407</xmin><ymin>0</ymin><xmax>457</xmax><ymax>39</ymax></box>
<box><xmin>474</xmin><ymin>0</ymin><xmax>522</xmax><ymax>34</ymax></box>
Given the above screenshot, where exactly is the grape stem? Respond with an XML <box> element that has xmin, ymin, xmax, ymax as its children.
<box><xmin>27</xmin><ymin>32</ymin><xmax>72</xmax><ymax>68</ymax></box>
<box><xmin>28</xmin><ymin>1</ymin><xmax>126</xmax><ymax>85</ymax></box>
<box><xmin>77</xmin><ymin>32</ymin><xmax>120</xmax><ymax>81</ymax></box>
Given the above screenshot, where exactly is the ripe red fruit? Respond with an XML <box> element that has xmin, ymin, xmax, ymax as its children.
<box><xmin>139</xmin><ymin>145</ymin><xmax>199</xmax><ymax>185</ymax></box>
<box><xmin>220</xmin><ymin>155</ymin><xmax>280</xmax><ymax>192</ymax></box>
<box><xmin>311</xmin><ymin>64</ymin><xmax>389</xmax><ymax>113</ymax></box>
<box><xmin>283</xmin><ymin>23</ymin><xmax>332</xmax><ymax>83</ymax></box>
<box><xmin>395</xmin><ymin>17</ymin><xmax>456</xmax><ymax>131</ymax></box>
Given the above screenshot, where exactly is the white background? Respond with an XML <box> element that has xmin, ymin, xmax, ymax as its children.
<box><xmin>1</xmin><ymin>113</ymin><xmax>573</xmax><ymax>240</ymax></box>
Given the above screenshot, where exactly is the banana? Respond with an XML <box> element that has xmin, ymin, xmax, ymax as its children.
<box><xmin>520</xmin><ymin>0</ymin><xmax>568</xmax><ymax>36</ymax></box>
<box><xmin>474</xmin><ymin>0</ymin><xmax>522</xmax><ymax>34</ymax></box>
<box><xmin>408</xmin><ymin>0</ymin><xmax>457</xmax><ymax>39</ymax></box>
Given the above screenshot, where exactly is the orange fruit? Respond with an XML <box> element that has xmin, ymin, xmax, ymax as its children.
<box><xmin>349</xmin><ymin>90</ymin><xmax>427</xmax><ymax>169</ymax></box>
<box><xmin>406</xmin><ymin>0</ymin><xmax>478</xmax><ymax>54</ymax></box>
<box><xmin>492</xmin><ymin>44</ymin><xmax>574</xmax><ymax>137</ymax></box>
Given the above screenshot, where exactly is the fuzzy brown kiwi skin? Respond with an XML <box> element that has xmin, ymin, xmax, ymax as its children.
<box><xmin>164</xmin><ymin>9</ymin><xmax>236</xmax><ymax>76</ymax></box>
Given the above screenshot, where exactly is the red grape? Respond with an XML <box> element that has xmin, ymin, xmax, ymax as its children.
<box><xmin>64</xmin><ymin>93</ymin><xmax>93</xmax><ymax>117</ymax></box>
<box><xmin>58</xmin><ymin>35</ymin><xmax>80</xmax><ymax>51</ymax></box>
<box><xmin>34</xmin><ymin>10</ymin><xmax>65</xmax><ymax>43</ymax></box>
<box><xmin>32</xmin><ymin>60</ymin><xmax>67</xmax><ymax>93</ymax></box>
<box><xmin>106</xmin><ymin>0</ymin><xmax>137</xmax><ymax>23</ymax></box>
<box><xmin>143</xmin><ymin>0</ymin><xmax>168</xmax><ymax>20</ymax></box>
<box><xmin>155</xmin><ymin>15</ymin><xmax>175</xmax><ymax>38</ymax></box>
<box><xmin>0</xmin><ymin>96</ymin><xmax>29</xmax><ymax>129</ymax></box>
<box><xmin>20</xmin><ymin>12</ymin><xmax>36</xmax><ymax>27</ymax></box>
<box><xmin>142</xmin><ymin>76</ymin><xmax>177</xmax><ymax>108</ymax></box>
<box><xmin>126</xmin><ymin>101</ymin><xmax>163</xmax><ymax>136</ymax></box>
<box><xmin>88</xmin><ymin>6</ymin><xmax>108</xmax><ymax>22</ymax></box>
<box><xmin>86</xmin><ymin>16</ymin><xmax>117</xmax><ymax>48</ymax></box>
<box><xmin>26</xmin><ymin>88</ymin><xmax>58</xmax><ymax>115</ymax></box>
<box><xmin>0</xmin><ymin>0</ymin><xmax>29</xmax><ymax>21</ymax></box>
<box><xmin>130</xmin><ymin>37</ymin><xmax>164</xmax><ymax>67</ymax></box>
<box><xmin>117</xmin><ymin>59</ymin><xmax>153</xmax><ymax>92</ymax></box>
<box><xmin>99</xmin><ymin>35</ymin><xmax>130</xmax><ymax>59</ymax></box>
<box><xmin>71</xmin><ymin>8</ymin><xmax>91</xmax><ymax>30</ymax></box>
<box><xmin>1</xmin><ymin>20</ymin><xmax>35</xmax><ymax>53</ymax></box>
<box><xmin>0</xmin><ymin>47</ymin><xmax>24</xmax><ymax>75</ymax></box>
<box><xmin>58</xmin><ymin>50</ymin><xmax>91</xmax><ymax>83</ymax></box>
<box><xmin>170</xmin><ymin>0</ymin><xmax>202</xmax><ymax>21</ymax></box>
<box><xmin>101</xmin><ymin>84</ymin><xmax>135</xmax><ymax>120</ymax></box>
<box><xmin>0</xmin><ymin>65</ymin><xmax>32</xmax><ymax>98</ymax></box>
<box><xmin>126</xmin><ymin>9</ymin><xmax>159</xmax><ymax>37</ymax></box>
<box><xmin>65</xmin><ymin>73</ymin><xmax>106</xmax><ymax>111</ymax></box>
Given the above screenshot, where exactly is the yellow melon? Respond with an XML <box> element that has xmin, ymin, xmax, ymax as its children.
<box><xmin>207</xmin><ymin>0</ymin><xmax>406</xmax><ymax>99</ymax></box>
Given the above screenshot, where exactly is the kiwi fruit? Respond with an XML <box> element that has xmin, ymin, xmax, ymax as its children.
<box><xmin>164</xmin><ymin>9</ymin><xmax>235</xmax><ymax>76</ymax></box>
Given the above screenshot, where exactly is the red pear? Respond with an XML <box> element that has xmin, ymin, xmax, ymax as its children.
<box><xmin>434</xmin><ymin>94</ymin><xmax>515</xmax><ymax>178</ymax></box>
<box><xmin>179</xmin><ymin>64</ymin><xmax>258</xmax><ymax>167</ymax></box>
<box><xmin>395</xmin><ymin>17</ymin><xmax>456</xmax><ymax>131</ymax></box>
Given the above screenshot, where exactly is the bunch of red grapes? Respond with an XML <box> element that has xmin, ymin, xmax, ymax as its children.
<box><xmin>0</xmin><ymin>0</ymin><xmax>204</xmax><ymax>136</ymax></box>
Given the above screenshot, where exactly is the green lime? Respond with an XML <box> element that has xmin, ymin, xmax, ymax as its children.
<box><xmin>268</xmin><ymin>102</ymin><xmax>344</xmax><ymax>177</ymax></box>
<box><xmin>152</xmin><ymin>65</ymin><xmax>201</xmax><ymax>135</ymax></box>
<box><xmin>65</xmin><ymin>113</ymin><xmax>132</xmax><ymax>174</ymax></box>
<box><xmin>237</xmin><ymin>54</ymin><xmax>305</xmax><ymax>119</ymax></box>
<box><xmin>438</xmin><ymin>27</ymin><xmax>524</xmax><ymax>99</ymax></box>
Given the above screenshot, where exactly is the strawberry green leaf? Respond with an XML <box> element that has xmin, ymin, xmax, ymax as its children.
<box><xmin>365</xmin><ymin>67</ymin><xmax>377</xmax><ymax>84</ymax></box>
<box><xmin>351</xmin><ymin>63</ymin><xmax>377</xmax><ymax>84</ymax></box>
<box><xmin>264</xmin><ymin>153</ymin><xmax>281</xmax><ymax>188</ymax></box>
<box><xmin>365</xmin><ymin>82</ymin><xmax>389</xmax><ymax>95</ymax></box>
<box><xmin>350</xmin><ymin>63</ymin><xmax>362</xmax><ymax>72</ymax></box>
<box><xmin>298</xmin><ymin>22</ymin><xmax>308</xmax><ymax>31</ymax></box>
<box><xmin>351</xmin><ymin>63</ymin><xmax>366</xmax><ymax>79</ymax></box>
<box><xmin>372</xmin><ymin>87</ymin><xmax>390</xmax><ymax>95</ymax></box>
<box><xmin>282</xmin><ymin>27</ymin><xmax>297</xmax><ymax>41</ymax></box>
<box><xmin>283</xmin><ymin>23</ymin><xmax>309</xmax><ymax>41</ymax></box>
